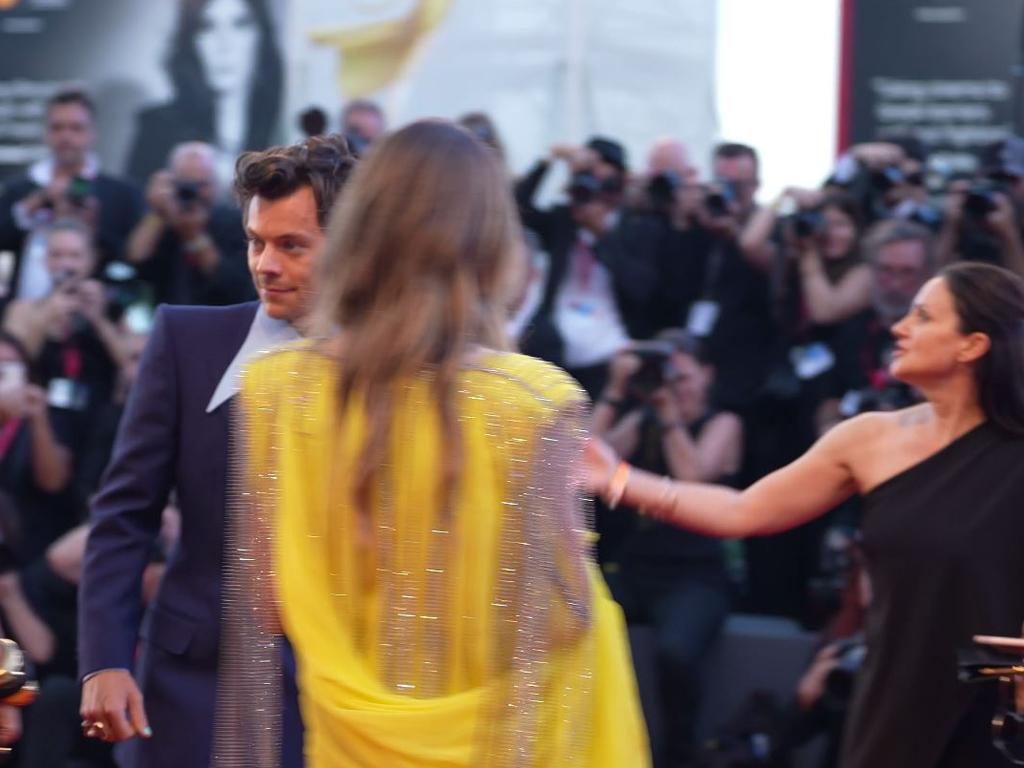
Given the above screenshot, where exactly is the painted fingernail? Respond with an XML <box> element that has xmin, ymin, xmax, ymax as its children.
<box><xmin>143</xmin><ymin>726</ymin><xmax>153</xmax><ymax>738</ymax></box>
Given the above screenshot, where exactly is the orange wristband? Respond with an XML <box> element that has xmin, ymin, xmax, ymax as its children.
<box><xmin>606</xmin><ymin>461</ymin><xmax>631</xmax><ymax>509</ymax></box>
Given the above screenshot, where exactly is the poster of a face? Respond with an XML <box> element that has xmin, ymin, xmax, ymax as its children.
<box><xmin>125</xmin><ymin>0</ymin><xmax>285</xmax><ymax>186</ymax></box>
<box><xmin>0</xmin><ymin>0</ymin><xmax>285</xmax><ymax>184</ymax></box>
<box><xmin>1</xmin><ymin>0</ymin><xmax>713</xmax><ymax>185</ymax></box>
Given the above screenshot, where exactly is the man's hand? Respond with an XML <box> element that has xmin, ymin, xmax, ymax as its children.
<box><xmin>796</xmin><ymin>643</ymin><xmax>841</xmax><ymax>711</ymax></box>
<box><xmin>146</xmin><ymin>171</ymin><xmax>178</xmax><ymax>220</ymax></box>
<box><xmin>17</xmin><ymin>188</ymin><xmax>52</xmax><ymax>220</ymax></box>
<box><xmin>784</xmin><ymin>186</ymin><xmax>826</xmax><ymax>211</ymax></box>
<box><xmin>75</xmin><ymin>279</ymin><xmax>107</xmax><ymax>325</ymax></box>
<box><xmin>607</xmin><ymin>351</ymin><xmax>641</xmax><ymax>398</ymax></box>
<box><xmin>987</xmin><ymin>192</ymin><xmax>1021</xmax><ymax>240</ymax></box>
<box><xmin>21</xmin><ymin>385</ymin><xmax>48</xmax><ymax>423</ymax></box>
<box><xmin>651</xmin><ymin>385</ymin><xmax>682</xmax><ymax>426</ymax></box>
<box><xmin>80</xmin><ymin>669</ymin><xmax>151</xmax><ymax>743</ymax></box>
<box><xmin>549</xmin><ymin>144</ymin><xmax>578</xmax><ymax>164</ymax></box>
<box><xmin>851</xmin><ymin>142</ymin><xmax>906</xmax><ymax>170</ymax></box>
<box><xmin>41</xmin><ymin>283</ymin><xmax>81</xmax><ymax>340</ymax></box>
<box><xmin>943</xmin><ymin>180</ymin><xmax>969</xmax><ymax>228</ymax></box>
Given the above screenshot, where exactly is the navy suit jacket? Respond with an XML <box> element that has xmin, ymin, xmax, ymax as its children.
<box><xmin>78</xmin><ymin>302</ymin><xmax>302</xmax><ymax>768</ymax></box>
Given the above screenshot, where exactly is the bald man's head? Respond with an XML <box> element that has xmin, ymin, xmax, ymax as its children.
<box><xmin>169</xmin><ymin>141</ymin><xmax>218</xmax><ymax>203</ymax></box>
<box><xmin>646</xmin><ymin>138</ymin><xmax>697</xmax><ymax>182</ymax></box>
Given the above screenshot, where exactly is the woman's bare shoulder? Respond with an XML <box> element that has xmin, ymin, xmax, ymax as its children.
<box><xmin>819</xmin><ymin>406</ymin><xmax>926</xmax><ymax>453</ymax></box>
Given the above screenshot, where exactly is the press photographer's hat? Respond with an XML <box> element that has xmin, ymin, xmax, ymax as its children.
<box><xmin>585</xmin><ymin>136</ymin><xmax>628</xmax><ymax>172</ymax></box>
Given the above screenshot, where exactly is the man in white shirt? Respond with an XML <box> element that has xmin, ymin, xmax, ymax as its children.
<box><xmin>0</xmin><ymin>89</ymin><xmax>143</xmax><ymax>301</ymax></box>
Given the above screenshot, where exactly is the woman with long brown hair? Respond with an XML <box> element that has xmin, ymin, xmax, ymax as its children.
<box><xmin>214</xmin><ymin>120</ymin><xmax>649</xmax><ymax>767</ymax></box>
<box><xmin>587</xmin><ymin>261</ymin><xmax>1024</xmax><ymax>767</ymax></box>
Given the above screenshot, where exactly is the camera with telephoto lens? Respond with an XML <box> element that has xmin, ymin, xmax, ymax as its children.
<box><xmin>567</xmin><ymin>171</ymin><xmax>623</xmax><ymax>206</ymax></box>
<box><xmin>964</xmin><ymin>182</ymin><xmax>1002</xmax><ymax>219</ymax></box>
<box><xmin>790</xmin><ymin>209</ymin><xmax>826</xmax><ymax>239</ymax></box>
<box><xmin>704</xmin><ymin>180</ymin><xmax>737</xmax><ymax>218</ymax></box>
<box><xmin>174</xmin><ymin>180</ymin><xmax>202</xmax><ymax>210</ymax></box>
<box><xmin>625</xmin><ymin>342</ymin><xmax>673</xmax><ymax>401</ymax></box>
<box><xmin>870</xmin><ymin>165</ymin><xmax>906</xmax><ymax>194</ymax></box>
<box><xmin>647</xmin><ymin>171</ymin><xmax>682</xmax><ymax>210</ymax></box>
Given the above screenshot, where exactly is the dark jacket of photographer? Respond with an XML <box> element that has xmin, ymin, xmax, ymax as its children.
<box><xmin>0</xmin><ymin>175</ymin><xmax>143</xmax><ymax>292</ymax></box>
<box><xmin>137</xmin><ymin>203</ymin><xmax>255</xmax><ymax>307</ymax></box>
<box><xmin>514</xmin><ymin>160</ymin><xmax>663</xmax><ymax>366</ymax></box>
<box><xmin>661</xmin><ymin>226</ymin><xmax>777</xmax><ymax>410</ymax></box>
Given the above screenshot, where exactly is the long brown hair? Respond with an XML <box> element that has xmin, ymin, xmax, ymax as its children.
<box><xmin>313</xmin><ymin>119</ymin><xmax>520</xmax><ymax>518</ymax></box>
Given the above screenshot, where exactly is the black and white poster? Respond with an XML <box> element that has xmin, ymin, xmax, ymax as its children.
<box><xmin>843</xmin><ymin>0</ymin><xmax>1024</xmax><ymax>173</ymax></box>
<box><xmin>0</xmin><ymin>0</ymin><xmax>286</xmax><ymax>183</ymax></box>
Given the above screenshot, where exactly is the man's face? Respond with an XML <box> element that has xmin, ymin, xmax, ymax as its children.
<box><xmin>712</xmin><ymin>155</ymin><xmax>759</xmax><ymax>216</ymax></box>
<box><xmin>872</xmin><ymin>240</ymin><xmax>929</xmax><ymax>321</ymax></box>
<box><xmin>46</xmin><ymin>103</ymin><xmax>95</xmax><ymax>172</ymax></box>
<box><xmin>344</xmin><ymin>108</ymin><xmax>386</xmax><ymax>145</ymax></box>
<box><xmin>245</xmin><ymin>186</ymin><xmax>325</xmax><ymax>324</ymax></box>
<box><xmin>46</xmin><ymin>229</ymin><xmax>95</xmax><ymax>283</ymax></box>
<box><xmin>646</xmin><ymin>141</ymin><xmax>697</xmax><ymax>183</ymax></box>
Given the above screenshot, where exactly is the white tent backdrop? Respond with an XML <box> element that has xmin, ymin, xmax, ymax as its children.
<box><xmin>284</xmin><ymin>0</ymin><xmax>719</xmax><ymax>178</ymax></box>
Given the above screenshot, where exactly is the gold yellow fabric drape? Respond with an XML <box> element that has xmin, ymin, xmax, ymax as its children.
<box><xmin>215</xmin><ymin>345</ymin><xmax>650</xmax><ymax>767</ymax></box>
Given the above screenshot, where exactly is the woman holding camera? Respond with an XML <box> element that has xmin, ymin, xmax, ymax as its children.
<box><xmin>594</xmin><ymin>330</ymin><xmax>741</xmax><ymax>766</ymax></box>
<box><xmin>588</xmin><ymin>261</ymin><xmax>1024</xmax><ymax>767</ymax></box>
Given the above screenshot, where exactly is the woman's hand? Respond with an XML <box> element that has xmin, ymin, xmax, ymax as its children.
<box><xmin>606</xmin><ymin>351</ymin><xmax>641</xmax><ymax>399</ymax></box>
<box><xmin>651</xmin><ymin>386</ymin><xmax>681</xmax><ymax>426</ymax></box>
<box><xmin>583</xmin><ymin>438</ymin><xmax>619</xmax><ymax>499</ymax></box>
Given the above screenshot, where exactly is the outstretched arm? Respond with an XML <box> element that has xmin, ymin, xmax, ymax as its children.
<box><xmin>588</xmin><ymin>414</ymin><xmax>868</xmax><ymax>538</ymax></box>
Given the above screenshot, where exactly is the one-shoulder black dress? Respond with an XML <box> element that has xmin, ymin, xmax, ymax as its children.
<box><xmin>840</xmin><ymin>422</ymin><xmax>1024</xmax><ymax>767</ymax></box>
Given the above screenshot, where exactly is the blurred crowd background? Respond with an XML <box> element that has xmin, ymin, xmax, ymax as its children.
<box><xmin>2</xmin><ymin>0</ymin><xmax>1024</xmax><ymax>766</ymax></box>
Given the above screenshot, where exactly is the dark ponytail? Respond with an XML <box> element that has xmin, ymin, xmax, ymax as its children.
<box><xmin>942</xmin><ymin>262</ymin><xmax>1024</xmax><ymax>435</ymax></box>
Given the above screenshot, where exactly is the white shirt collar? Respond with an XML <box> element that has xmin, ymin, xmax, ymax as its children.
<box><xmin>206</xmin><ymin>305</ymin><xmax>302</xmax><ymax>413</ymax></box>
<box><xmin>27</xmin><ymin>153</ymin><xmax>100</xmax><ymax>186</ymax></box>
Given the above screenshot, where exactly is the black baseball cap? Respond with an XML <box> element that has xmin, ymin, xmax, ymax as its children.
<box><xmin>586</xmin><ymin>136</ymin><xmax>628</xmax><ymax>172</ymax></box>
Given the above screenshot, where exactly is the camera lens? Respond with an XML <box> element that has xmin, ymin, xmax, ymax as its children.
<box><xmin>964</xmin><ymin>186</ymin><xmax>999</xmax><ymax>218</ymax></box>
<box><xmin>568</xmin><ymin>171</ymin><xmax>601</xmax><ymax>206</ymax></box>
<box><xmin>647</xmin><ymin>172</ymin><xmax>681</xmax><ymax>208</ymax></box>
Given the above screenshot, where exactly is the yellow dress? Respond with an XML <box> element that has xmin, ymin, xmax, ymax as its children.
<box><xmin>227</xmin><ymin>346</ymin><xmax>650</xmax><ymax>768</ymax></box>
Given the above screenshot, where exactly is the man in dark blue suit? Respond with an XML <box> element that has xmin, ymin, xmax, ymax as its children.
<box><xmin>77</xmin><ymin>134</ymin><xmax>355</xmax><ymax>767</ymax></box>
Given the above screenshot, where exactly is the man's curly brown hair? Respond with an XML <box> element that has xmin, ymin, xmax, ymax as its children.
<box><xmin>234</xmin><ymin>133</ymin><xmax>356</xmax><ymax>228</ymax></box>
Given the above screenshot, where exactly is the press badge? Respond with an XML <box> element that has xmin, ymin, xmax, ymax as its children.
<box><xmin>686</xmin><ymin>300</ymin><xmax>720</xmax><ymax>337</ymax></box>
<box><xmin>790</xmin><ymin>342</ymin><xmax>835</xmax><ymax>380</ymax></box>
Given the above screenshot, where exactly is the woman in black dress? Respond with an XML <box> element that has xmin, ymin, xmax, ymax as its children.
<box><xmin>587</xmin><ymin>261</ymin><xmax>1024</xmax><ymax>767</ymax></box>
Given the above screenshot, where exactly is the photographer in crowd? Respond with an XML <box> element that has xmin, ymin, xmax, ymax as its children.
<box><xmin>340</xmin><ymin>99</ymin><xmax>387</xmax><ymax>156</ymax></box>
<box><xmin>2</xmin><ymin>220</ymin><xmax>131</xmax><ymax>508</ymax></box>
<box><xmin>514</xmin><ymin>137</ymin><xmax>662</xmax><ymax>396</ymax></box>
<box><xmin>658</xmin><ymin>143</ymin><xmax>778</xmax><ymax>413</ymax></box>
<box><xmin>594</xmin><ymin>330</ymin><xmax>742</xmax><ymax>768</ymax></box>
<box><xmin>775</xmin><ymin>194</ymin><xmax>872</xmax><ymax>433</ymax></box>
<box><xmin>0</xmin><ymin>333</ymin><xmax>73</xmax><ymax>566</ymax></box>
<box><xmin>937</xmin><ymin>136</ymin><xmax>1024</xmax><ymax>276</ymax></box>
<box><xmin>816</xmin><ymin>219</ymin><xmax>936</xmax><ymax>432</ymax></box>
<box><xmin>125</xmin><ymin>142</ymin><xmax>254</xmax><ymax>307</ymax></box>
<box><xmin>0</xmin><ymin>89</ymin><xmax>142</xmax><ymax>302</ymax></box>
